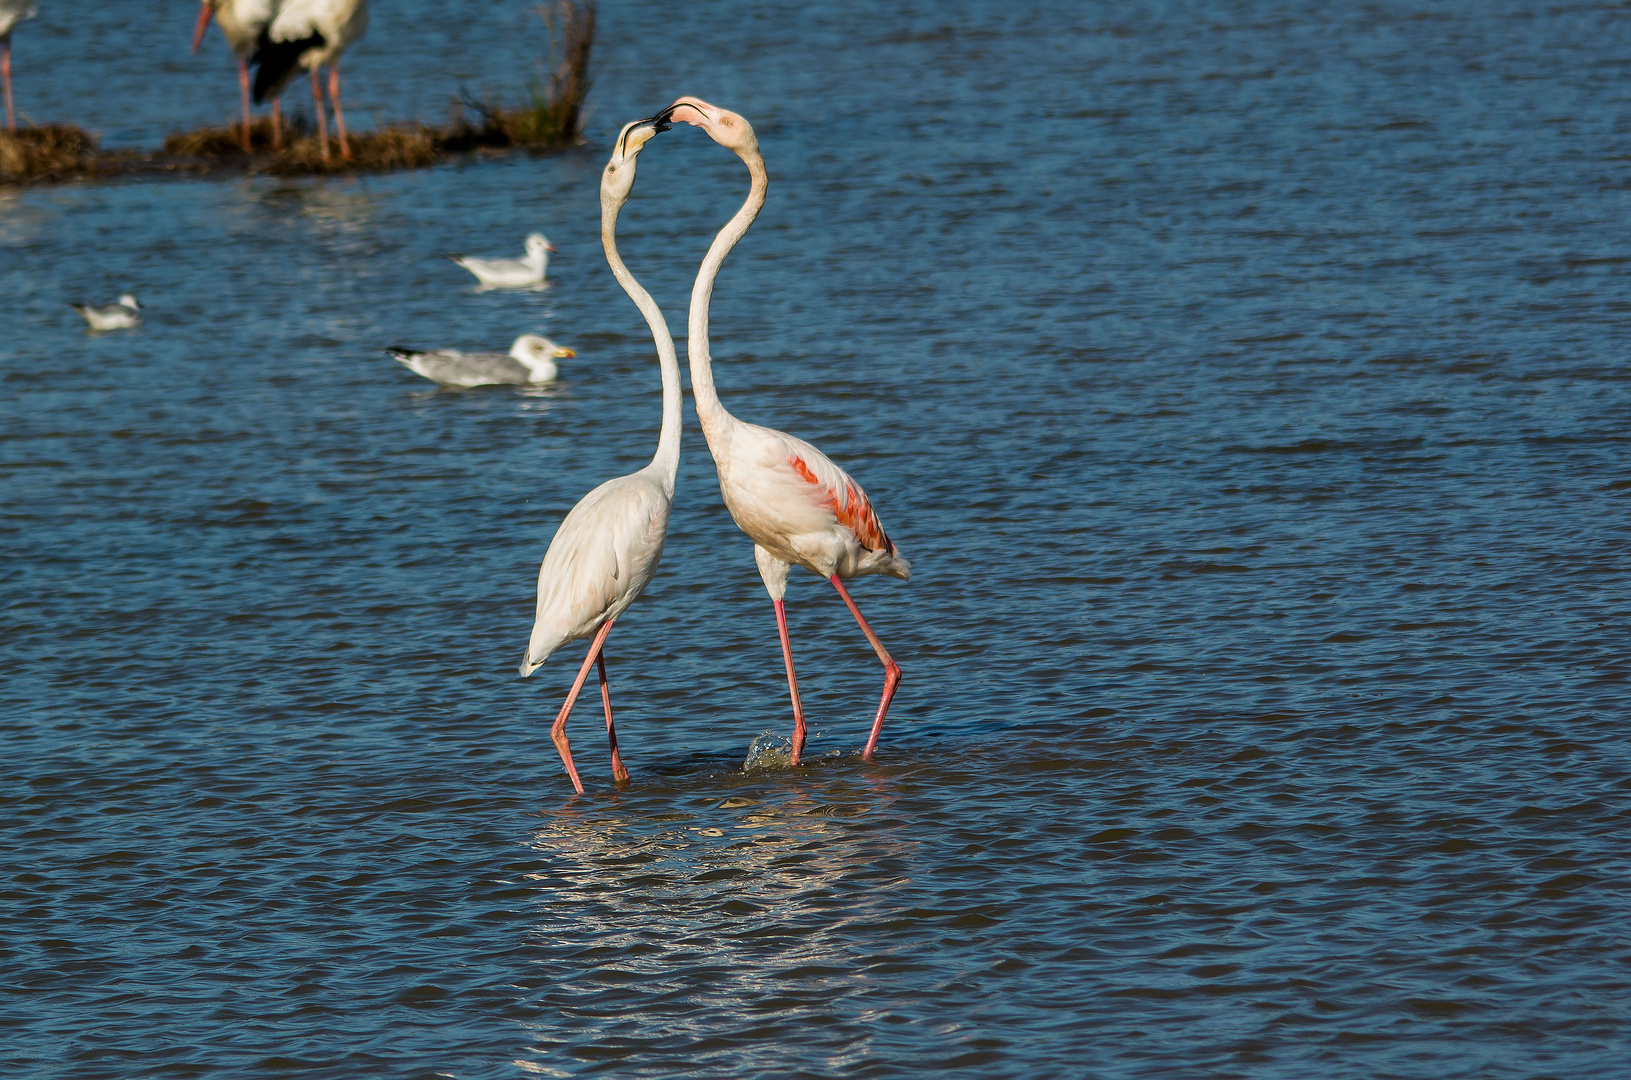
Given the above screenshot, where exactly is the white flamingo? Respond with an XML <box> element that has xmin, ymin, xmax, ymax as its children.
<box><xmin>190</xmin><ymin>0</ymin><xmax>283</xmax><ymax>152</ymax></box>
<box><xmin>653</xmin><ymin>97</ymin><xmax>910</xmax><ymax>766</ymax></box>
<box><xmin>386</xmin><ymin>333</ymin><xmax>573</xmax><ymax>388</ymax></box>
<box><xmin>450</xmin><ymin>233</ymin><xmax>555</xmax><ymax>290</ymax></box>
<box><xmin>518</xmin><ymin>119</ymin><xmax>679</xmax><ymax>795</ymax></box>
<box><xmin>249</xmin><ymin>0</ymin><xmax>368</xmax><ymax>164</ymax></box>
<box><xmin>0</xmin><ymin>0</ymin><xmax>35</xmax><ymax>133</ymax></box>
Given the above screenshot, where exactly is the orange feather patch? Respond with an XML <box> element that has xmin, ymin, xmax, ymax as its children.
<box><xmin>789</xmin><ymin>455</ymin><xmax>896</xmax><ymax>555</ymax></box>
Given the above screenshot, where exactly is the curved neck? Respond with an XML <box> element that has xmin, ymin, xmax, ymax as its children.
<box><xmin>687</xmin><ymin>148</ymin><xmax>767</xmax><ymax>435</ymax></box>
<box><xmin>603</xmin><ymin>195</ymin><xmax>681</xmax><ymax>485</ymax></box>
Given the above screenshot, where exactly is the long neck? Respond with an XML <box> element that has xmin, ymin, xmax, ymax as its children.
<box><xmin>603</xmin><ymin>194</ymin><xmax>681</xmax><ymax>485</ymax></box>
<box><xmin>687</xmin><ymin>148</ymin><xmax>767</xmax><ymax>436</ymax></box>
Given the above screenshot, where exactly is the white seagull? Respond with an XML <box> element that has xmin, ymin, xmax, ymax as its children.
<box><xmin>450</xmin><ymin>233</ymin><xmax>555</xmax><ymax>290</ymax></box>
<box><xmin>0</xmin><ymin>0</ymin><xmax>36</xmax><ymax>133</ymax></box>
<box><xmin>70</xmin><ymin>294</ymin><xmax>142</xmax><ymax>331</ymax></box>
<box><xmin>386</xmin><ymin>334</ymin><xmax>574</xmax><ymax>388</ymax></box>
<box><xmin>519</xmin><ymin>120</ymin><xmax>680</xmax><ymax>795</ymax></box>
<box><xmin>249</xmin><ymin>0</ymin><xmax>368</xmax><ymax>164</ymax></box>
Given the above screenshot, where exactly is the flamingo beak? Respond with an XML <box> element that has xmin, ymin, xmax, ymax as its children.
<box><xmin>190</xmin><ymin>2</ymin><xmax>212</xmax><ymax>54</ymax></box>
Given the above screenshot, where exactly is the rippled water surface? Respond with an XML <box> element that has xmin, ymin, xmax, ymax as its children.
<box><xmin>7</xmin><ymin>2</ymin><xmax>1631</xmax><ymax>1077</ymax></box>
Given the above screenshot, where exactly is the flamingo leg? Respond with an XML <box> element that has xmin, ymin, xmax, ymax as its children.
<box><xmin>2</xmin><ymin>35</ymin><xmax>14</xmax><ymax>135</ymax></box>
<box><xmin>829</xmin><ymin>575</ymin><xmax>902</xmax><ymax>759</ymax></box>
<box><xmin>328</xmin><ymin>63</ymin><xmax>350</xmax><ymax>161</ymax></box>
<box><xmin>309</xmin><ymin>65</ymin><xmax>329</xmax><ymax>164</ymax></box>
<box><xmin>773</xmin><ymin>598</ymin><xmax>807</xmax><ymax>765</ymax></box>
<box><xmin>237</xmin><ymin>57</ymin><xmax>252</xmax><ymax>152</ymax></box>
<box><xmin>272</xmin><ymin>99</ymin><xmax>283</xmax><ymax>150</ymax></box>
<box><xmin>597</xmin><ymin>649</ymin><xmax>629</xmax><ymax>783</ymax></box>
<box><xmin>549</xmin><ymin>619</ymin><xmax>615</xmax><ymax>795</ymax></box>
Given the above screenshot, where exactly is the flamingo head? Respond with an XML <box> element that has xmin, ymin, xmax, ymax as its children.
<box><xmin>601</xmin><ymin>118</ymin><xmax>662</xmax><ymax>205</ymax></box>
<box><xmin>652</xmin><ymin>97</ymin><xmax>759</xmax><ymax>160</ymax></box>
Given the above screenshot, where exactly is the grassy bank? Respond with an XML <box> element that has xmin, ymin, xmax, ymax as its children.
<box><xmin>1</xmin><ymin>0</ymin><xmax>597</xmax><ymax>186</ymax></box>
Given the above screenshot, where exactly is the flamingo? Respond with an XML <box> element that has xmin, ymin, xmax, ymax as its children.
<box><xmin>0</xmin><ymin>0</ymin><xmax>35</xmax><ymax>134</ymax></box>
<box><xmin>651</xmin><ymin>97</ymin><xmax>911</xmax><ymax>766</ymax></box>
<box><xmin>249</xmin><ymin>0</ymin><xmax>368</xmax><ymax>165</ymax></box>
<box><xmin>386</xmin><ymin>333</ymin><xmax>574</xmax><ymax>388</ymax></box>
<box><xmin>518</xmin><ymin>118</ymin><xmax>680</xmax><ymax>795</ymax></box>
<box><xmin>190</xmin><ymin>0</ymin><xmax>283</xmax><ymax>152</ymax></box>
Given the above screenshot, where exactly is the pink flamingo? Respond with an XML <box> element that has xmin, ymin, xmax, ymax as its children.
<box><xmin>518</xmin><ymin>119</ymin><xmax>680</xmax><ymax>795</ymax></box>
<box><xmin>653</xmin><ymin>97</ymin><xmax>911</xmax><ymax>766</ymax></box>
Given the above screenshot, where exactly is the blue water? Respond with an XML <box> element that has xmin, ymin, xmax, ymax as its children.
<box><xmin>5</xmin><ymin>1</ymin><xmax>1631</xmax><ymax>1076</ymax></box>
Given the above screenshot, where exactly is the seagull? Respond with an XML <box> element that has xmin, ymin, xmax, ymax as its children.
<box><xmin>0</xmin><ymin>0</ymin><xmax>37</xmax><ymax>133</ymax></box>
<box><xmin>386</xmin><ymin>333</ymin><xmax>573</xmax><ymax>388</ymax></box>
<box><xmin>70</xmin><ymin>295</ymin><xmax>142</xmax><ymax>331</ymax></box>
<box><xmin>449</xmin><ymin>233</ymin><xmax>555</xmax><ymax>290</ymax></box>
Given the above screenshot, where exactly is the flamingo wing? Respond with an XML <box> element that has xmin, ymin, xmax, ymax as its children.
<box><xmin>522</xmin><ymin>474</ymin><xmax>670</xmax><ymax>671</ymax></box>
<box><xmin>756</xmin><ymin>428</ymin><xmax>898</xmax><ymax>557</ymax></box>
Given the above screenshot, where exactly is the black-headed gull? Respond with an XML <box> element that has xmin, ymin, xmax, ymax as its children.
<box><xmin>386</xmin><ymin>333</ymin><xmax>573</xmax><ymax>387</ymax></box>
<box><xmin>450</xmin><ymin>233</ymin><xmax>554</xmax><ymax>289</ymax></box>
<box><xmin>70</xmin><ymin>294</ymin><xmax>142</xmax><ymax>331</ymax></box>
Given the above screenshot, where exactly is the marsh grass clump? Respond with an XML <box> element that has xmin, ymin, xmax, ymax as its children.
<box><xmin>163</xmin><ymin>116</ymin><xmax>299</xmax><ymax>157</ymax></box>
<box><xmin>0</xmin><ymin>125</ymin><xmax>100</xmax><ymax>183</ymax></box>
<box><xmin>269</xmin><ymin>123</ymin><xmax>442</xmax><ymax>174</ymax></box>
<box><xmin>467</xmin><ymin>0</ymin><xmax>597</xmax><ymax>148</ymax></box>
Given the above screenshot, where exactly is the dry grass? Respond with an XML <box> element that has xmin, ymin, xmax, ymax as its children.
<box><xmin>0</xmin><ymin>125</ymin><xmax>100</xmax><ymax>183</ymax></box>
<box><xmin>465</xmin><ymin>0</ymin><xmax>597</xmax><ymax>148</ymax></box>
<box><xmin>163</xmin><ymin>116</ymin><xmax>293</xmax><ymax>156</ymax></box>
<box><xmin>268</xmin><ymin>123</ymin><xmax>443</xmax><ymax>175</ymax></box>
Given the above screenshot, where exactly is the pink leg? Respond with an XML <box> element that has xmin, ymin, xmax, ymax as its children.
<box><xmin>549</xmin><ymin>619</ymin><xmax>615</xmax><ymax>795</ymax></box>
<box><xmin>773</xmin><ymin>598</ymin><xmax>808</xmax><ymax>765</ymax></box>
<box><xmin>272</xmin><ymin>99</ymin><xmax>283</xmax><ymax>150</ymax></box>
<box><xmin>310</xmin><ymin>66</ymin><xmax>330</xmax><ymax>164</ymax></box>
<box><xmin>2</xmin><ymin>36</ymin><xmax>14</xmax><ymax>134</ymax></box>
<box><xmin>328</xmin><ymin>63</ymin><xmax>350</xmax><ymax>160</ymax></box>
<box><xmin>829</xmin><ymin>576</ymin><xmax>902</xmax><ymax>759</ymax></box>
<box><xmin>237</xmin><ymin>58</ymin><xmax>251</xmax><ymax>152</ymax></box>
<box><xmin>597</xmin><ymin>648</ymin><xmax>629</xmax><ymax>783</ymax></box>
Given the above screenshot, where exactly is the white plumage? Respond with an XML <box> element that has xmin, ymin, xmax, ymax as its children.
<box><xmin>190</xmin><ymin>0</ymin><xmax>281</xmax><ymax>152</ymax></box>
<box><xmin>249</xmin><ymin>0</ymin><xmax>368</xmax><ymax>163</ymax></box>
<box><xmin>0</xmin><ymin>0</ymin><xmax>37</xmax><ymax>133</ymax></box>
<box><xmin>654</xmin><ymin>97</ymin><xmax>910</xmax><ymax>766</ymax></box>
<box><xmin>450</xmin><ymin>234</ymin><xmax>555</xmax><ymax>290</ymax></box>
<box><xmin>519</xmin><ymin>120</ymin><xmax>681</xmax><ymax>795</ymax></box>
<box><xmin>387</xmin><ymin>334</ymin><xmax>573</xmax><ymax>388</ymax></box>
<box><xmin>70</xmin><ymin>294</ymin><xmax>142</xmax><ymax>331</ymax></box>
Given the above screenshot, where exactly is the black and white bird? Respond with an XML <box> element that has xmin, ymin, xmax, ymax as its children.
<box><xmin>190</xmin><ymin>0</ymin><xmax>281</xmax><ymax>152</ymax></box>
<box><xmin>386</xmin><ymin>334</ymin><xmax>574</xmax><ymax>388</ymax></box>
<box><xmin>70</xmin><ymin>295</ymin><xmax>142</xmax><ymax>331</ymax></box>
<box><xmin>0</xmin><ymin>0</ymin><xmax>36</xmax><ymax>133</ymax></box>
<box><xmin>249</xmin><ymin>0</ymin><xmax>368</xmax><ymax>164</ymax></box>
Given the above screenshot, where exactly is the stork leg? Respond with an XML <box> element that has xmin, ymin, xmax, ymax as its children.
<box><xmin>549</xmin><ymin>619</ymin><xmax>615</xmax><ymax>795</ymax></box>
<box><xmin>272</xmin><ymin>99</ymin><xmax>283</xmax><ymax>150</ymax></box>
<box><xmin>597</xmin><ymin>649</ymin><xmax>629</xmax><ymax>783</ymax></box>
<box><xmin>2</xmin><ymin>34</ymin><xmax>14</xmax><ymax>135</ymax></box>
<box><xmin>829</xmin><ymin>576</ymin><xmax>902</xmax><ymax>759</ymax></box>
<box><xmin>236</xmin><ymin>57</ymin><xmax>252</xmax><ymax>152</ymax></box>
<box><xmin>328</xmin><ymin>63</ymin><xmax>351</xmax><ymax>161</ymax></box>
<box><xmin>309</xmin><ymin>65</ymin><xmax>329</xmax><ymax>165</ymax></box>
<box><xmin>773</xmin><ymin>598</ymin><xmax>808</xmax><ymax>765</ymax></box>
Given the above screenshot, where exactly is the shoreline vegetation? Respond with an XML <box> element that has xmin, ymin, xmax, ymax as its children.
<box><xmin>0</xmin><ymin>1</ymin><xmax>595</xmax><ymax>187</ymax></box>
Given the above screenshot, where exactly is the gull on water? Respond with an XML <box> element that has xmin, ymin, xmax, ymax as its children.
<box><xmin>70</xmin><ymin>294</ymin><xmax>142</xmax><ymax>331</ymax></box>
<box><xmin>449</xmin><ymin>233</ymin><xmax>555</xmax><ymax>289</ymax></box>
<box><xmin>386</xmin><ymin>333</ymin><xmax>573</xmax><ymax>387</ymax></box>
